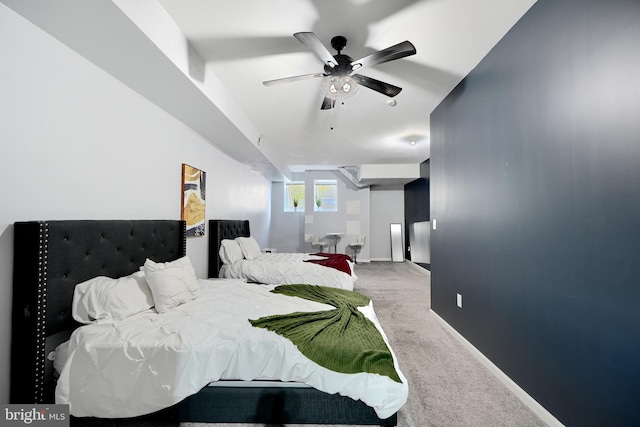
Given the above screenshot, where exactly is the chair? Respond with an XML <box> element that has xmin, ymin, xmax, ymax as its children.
<box><xmin>348</xmin><ymin>235</ymin><xmax>366</xmax><ymax>264</ymax></box>
<box><xmin>309</xmin><ymin>234</ymin><xmax>329</xmax><ymax>253</ymax></box>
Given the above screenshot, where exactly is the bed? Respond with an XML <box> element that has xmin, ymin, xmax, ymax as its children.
<box><xmin>10</xmin><ymin>219</ymin><xmax>404</xmax><ymax>426</ymax></box>
<box><xmin>208</xmin><ymin>219</ymin><xmax>357</xmax><ymax>290</ymax></box>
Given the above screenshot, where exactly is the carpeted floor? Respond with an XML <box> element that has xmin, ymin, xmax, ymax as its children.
<box><xmin>349</xmin><ymin>261</ymin><xmax>547</xmax><ymax>427</ymax></box>
<box><xmin>73</xmin><ymin>262</ymin><xmax>548</xmax><ymax>427</ymax></box>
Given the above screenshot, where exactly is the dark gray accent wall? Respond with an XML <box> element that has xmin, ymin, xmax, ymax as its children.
<box><xmin>404</xmin><ymin>159</ymin><xmax>430</xmax><ymax>268</ymax></box>
<box><xmin>430</xmin><ymin>0</ymin><xmax>640</xmax><ymax>426</ymax></box>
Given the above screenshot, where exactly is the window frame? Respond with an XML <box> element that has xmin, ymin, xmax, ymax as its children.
<box><xmin>313</xmin><ymin>179</ymin><xmax>338</xmax><ymax>212</ymax></box>
<box><xmin>284</xmin><ymin>181</ymin><xmax>305</xmax><ymax>212</ymax></box>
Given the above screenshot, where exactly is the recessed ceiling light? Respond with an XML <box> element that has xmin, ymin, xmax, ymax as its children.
<box><xmin>410</xmin><ymin>140</ymin><xmax>416</xmax><ymax>146</ymax></box>
<box><xmin>386</xmin><ymin>99</ymin><xmax>397</xmax><ymax>107</ymax></box>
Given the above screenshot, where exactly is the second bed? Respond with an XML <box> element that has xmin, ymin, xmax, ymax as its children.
<box><xmin>209</xmin><ymin>219</ymin><xmax>357</xmax><ymax>290</ymax></box>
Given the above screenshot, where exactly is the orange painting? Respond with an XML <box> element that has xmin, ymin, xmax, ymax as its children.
<box><xmin>181</xmin><ymin>164</ymin><xmax>206</xmax><ymax>236</ymax></box>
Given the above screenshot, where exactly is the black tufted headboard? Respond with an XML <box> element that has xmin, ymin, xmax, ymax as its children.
<box><xmin>10</xmin><ymin>220</ymin><xmax>186</xmax><ymax>404</ymax></box>
<box><xmin>207</xmin><ymin>219</ymin><xmax>250</xmax><ymax>278</ymax></box>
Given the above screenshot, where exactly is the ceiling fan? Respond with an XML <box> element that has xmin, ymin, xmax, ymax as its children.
<box><xmin>263</xmin><ymin>32</ymin><xmax>416</xmax><ymax>110</ymax></box>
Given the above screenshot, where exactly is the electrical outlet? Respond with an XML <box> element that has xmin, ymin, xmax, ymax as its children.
<box><xmin>456</xmin><ymin>293</ymin><xmax>463</xmax><ymax>308</ymax></box>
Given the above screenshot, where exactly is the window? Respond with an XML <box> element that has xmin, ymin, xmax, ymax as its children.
<box><xmin>284</xmin><ymin>182</ymin><xmax>305</xmax><ymax>212</ymax></box>
<box><xmin>314</xmin><ymin>179</ymin><xmax>337</xmax><ymax>212</ymax></box>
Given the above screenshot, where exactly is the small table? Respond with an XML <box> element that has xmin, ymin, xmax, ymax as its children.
<box><xmin>324</xmin><ymin>232</ymin><xmax>344</xmax><ymax>253</ymax></box>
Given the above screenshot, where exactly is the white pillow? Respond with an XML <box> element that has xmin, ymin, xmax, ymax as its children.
<box><xmin>219</xmin><ymin>239</ymin><xmax>244</xmax><ymax>264</ymax></box>
<box><xmin>53</xmin><ymin>341</ymin><xmax>70</xmax><ymax>375</ymax></box>
<box><xmin>236</xmin><ymin>236</ymin><xmax>262</xmax><ymax>260</ymax></box>
<box><xmin>143</xmin><ymin>256</ymin><xmax>201</xmax><ymax>313</ymax></box>
<box><xmin>72</xmin><ymin>271</ymin><xmax>154</xmax><ymax>324</ymax></box>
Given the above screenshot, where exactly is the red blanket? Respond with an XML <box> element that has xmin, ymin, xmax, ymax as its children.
<box><xmin>305</xmin><ymin>253</ymin><xmax>353</xmax><ymax>275</ymax></box>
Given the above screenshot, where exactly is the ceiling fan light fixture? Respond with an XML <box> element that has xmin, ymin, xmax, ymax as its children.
<box><xmin>322</xmin><ymin>75</ymin><xmax>359</xmax><ymax>100</ymax></box>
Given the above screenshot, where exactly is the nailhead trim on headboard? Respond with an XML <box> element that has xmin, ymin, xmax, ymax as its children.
<box><xmin>181</xmin><ymin>221</ymin><xmax>187</xmax><ymax>260</ymax></box>
<box><xmin>35</xmin><ymin>222</ymin><xmax>48</xmax><ymax>402</ymax></box>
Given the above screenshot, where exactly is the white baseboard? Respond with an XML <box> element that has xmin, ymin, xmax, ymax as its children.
<box><xmin>406</xmin><ymin>260</ymin><xmax>429</xmax><ymax>272</ymax></box>
<box><xmin>370</xmin><ymin>258</ymin><xmax>428</xmax><ymax>266</ymax></box>
<box><xmin>430</xmin><ymin>310</ymin><xmax>564</xmax><ymax>427</ymax></box>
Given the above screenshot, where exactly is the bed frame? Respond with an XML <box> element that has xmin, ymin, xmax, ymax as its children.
<box><xmin>208</xmin><ymin>219</ymin><xmax>250</xmax><ymax>278</ymax></box>
<box><xmin>11</xmin><ymin>219</ymin><xmax>396</xmax><ymax>426</ymax></box>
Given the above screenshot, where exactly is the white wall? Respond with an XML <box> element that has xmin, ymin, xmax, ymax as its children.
<box><xmin>269</xmin><ymin>181</ymin><xmax>305</xmax><ymax>253</ymax></box>
<box><xmin>370</xmin><ymin>188</ymin><xmax>405</xmax><ymax>261</ymax></box>
<box><xmin>0</xmin><ymin>5</ymin><xmax>270</xmax><ymax>404</ymax></box>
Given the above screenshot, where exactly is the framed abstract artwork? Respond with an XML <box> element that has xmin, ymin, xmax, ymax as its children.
<box><xmin>181</xmin><ymin>163</ymin><xmax>206</xmax><ymax>236</ymax></box>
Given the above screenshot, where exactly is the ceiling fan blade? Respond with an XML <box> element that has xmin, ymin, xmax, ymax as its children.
<box><xmin>294</xmin><ymin>32</ymin><xmax>338</xmax><ymax>68</ymax></box>
<box><xmin>352</xmin><ymin>74</ymin><xmax>402</xmax><ymax>97</ymax></box>
<box><xmin>350</xmin><ymin>40</ymin><xmax>416</xmax><ymax>71</ymax></box>
<box><xmin>263</xmin><ymin>73</ymin><xmax>324</xmax><ymax>86</ymax></box>
<box><xmin>321</xmin><ymin>97</ymin><xmax>336</xmax><ymax>110</ymax></box>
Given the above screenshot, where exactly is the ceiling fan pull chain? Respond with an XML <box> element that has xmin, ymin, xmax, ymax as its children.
<box><xmin>330</xmin><ymin>104</ymin><xmax>335</xmax><ymax>130</ymax></box>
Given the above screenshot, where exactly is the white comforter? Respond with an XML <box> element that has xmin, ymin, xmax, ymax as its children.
<box><xmin>219</xmin><ymin>252</ymin><xmax>357</xmax><ymax>290</ymax></box>
<box><xmin>55</xmin><ymin>279</ymin><xmax>407</xmax><ymax>419</ymax></box>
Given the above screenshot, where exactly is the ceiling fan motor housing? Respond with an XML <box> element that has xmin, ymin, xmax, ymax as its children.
<box><xmin>325</xmin><ymin>54</ymin><xmax>354</xmax><ymax>76</ymax></box>
<box><xmin>324</xmin><ymin>36</ymin><xmax>352</xmax><ymax>76</ymax></box>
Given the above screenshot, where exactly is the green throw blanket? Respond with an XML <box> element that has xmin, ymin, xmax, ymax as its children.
<box><xmin>249</xmin><ymin>284</ymin><xmax>401</xmax><ymax>383</ymax></box>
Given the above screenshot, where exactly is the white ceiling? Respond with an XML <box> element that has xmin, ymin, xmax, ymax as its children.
<box><xmin>156</xmin><ymin>0</ymin><xmax>537</xmax><ymax>180</ymax></box>
<box><xmin>3</xmin><ymin>0</ymin><xmax>537</xmax><ymax>185</ymax></box>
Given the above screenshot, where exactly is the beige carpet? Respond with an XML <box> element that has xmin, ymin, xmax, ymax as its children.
<box><xmin>73</xmin><ymin>262</ymin><xmax>548</xmax><ymax>427</ymax></box>
<box><xmin>349</xmin><ymin>261</ymin><xmax>547</xmax><ymax>427</ymax></box>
